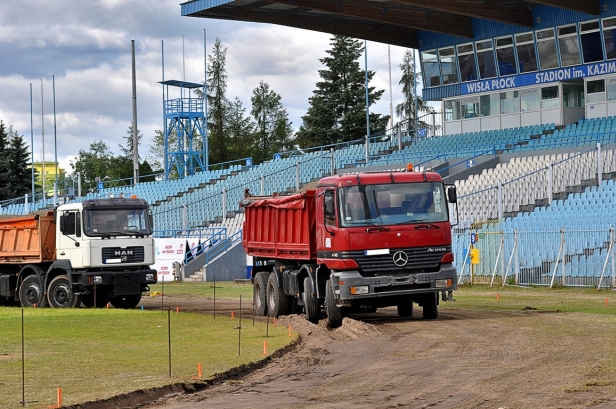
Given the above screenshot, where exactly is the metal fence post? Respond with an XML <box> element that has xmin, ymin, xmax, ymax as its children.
<box><xmin>330</xmin><ymin>148</ymin><xmax>335</xmax><ymax>176</ymax></box>
<box><xmin>295</xmin><ymin>161</ymin><xmax>300</xmax><ymax>191</ymax></box>
<box><xmin>597</xmin><ymin>142</ymin><xmax>603</xmax><ymax>186</ymax></box>
<box><xmin>260</xmin><ymin>174</ymin><xmax>264</xmax><ymax>196</ymax></box>
<box><xmin>222</xmin><ymin>188</ymin><xmax>226</xmax><ymax>220</ymax></box>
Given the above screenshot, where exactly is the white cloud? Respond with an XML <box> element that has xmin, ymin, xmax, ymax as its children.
<box><xmin>0</xmin><ymin>0</ymin><xmax>421</xmax><ymax>176</ymax></box>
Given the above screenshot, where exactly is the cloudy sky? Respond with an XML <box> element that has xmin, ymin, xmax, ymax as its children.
<box><xmin>0</xmin><ymin>0</ymin><xmax>415</xmax><ymax>174</ymax></box>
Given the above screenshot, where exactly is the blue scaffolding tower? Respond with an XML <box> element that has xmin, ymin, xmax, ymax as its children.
<box><xmin>160</xmin><ymin>80</ymin><xmax>208</xmax><ymax>180</ymax></box>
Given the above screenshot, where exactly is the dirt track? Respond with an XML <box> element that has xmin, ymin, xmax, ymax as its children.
<box><xmin>129</xmin><ymin>295</ymin><xmax>616</xmax><ymax>409</ymax></box>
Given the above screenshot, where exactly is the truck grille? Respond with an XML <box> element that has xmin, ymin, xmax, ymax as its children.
<box><xmin>102</xmin><ymin>246</ymin><xmax>145</xmax><ymax>263</ymax></box>
<box><xmin>345</xmin><ymin>246</ymin><xmax>449</xmax><ymax>276</ymax></box>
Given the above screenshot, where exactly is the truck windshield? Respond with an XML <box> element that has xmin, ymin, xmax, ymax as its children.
<box><xmin>83</xmin><ymin>208</ymin><xmax>152</xmax><ymax>237</ymax></box>
<box><xmin>339</xmin><ymin>182</ymin><xmax>449</xmax><ymax>228</ymax></box>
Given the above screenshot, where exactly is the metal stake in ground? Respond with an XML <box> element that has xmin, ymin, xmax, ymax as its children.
<box><xmin>236</xmin><ymin>295</ymin><xmax>243</xmax><ymax>356</ymax></box>
<box><xmin>20</xmin><ymin>308</ymin><xmax>24</xmax><ymax>406</ymax></box>
<box><xmin>168</xmin><ymin>306</ymin><xmax>172</xmax><ymax>377</ymax></box>
<box><xmin>161</xmin><ymin>275</ymin><xmax>165</xmax><ymax>312</ymax></box>
<box><xmin>213</xmin><ymin>274</ymin><xmax>216</xmax><ymax>319</ymax></box>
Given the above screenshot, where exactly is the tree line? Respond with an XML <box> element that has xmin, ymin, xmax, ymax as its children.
<box><xmin>3</xmin><ymin>35</ymin><xmax>429</xmax><ymax>198</ymax></box>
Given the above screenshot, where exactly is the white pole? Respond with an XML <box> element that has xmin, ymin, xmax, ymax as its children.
<box><xmin>597</xmin><ymin>142</ymin><xmax>603</xmax><ymax>186</ymax></box>
<box><xmin>41</xmin><ymin>79</ymin><xmax>46</xmax><ymax>199</ymax></box>
<box><xmin>132</xmin><ymin>40</ymin><xmax>139</xmax><ymax>186</ymax></box>
<box><xmin>388</xmin><ymin>44</ymin><xmax>393</xmax><ymax>130</ymax></box>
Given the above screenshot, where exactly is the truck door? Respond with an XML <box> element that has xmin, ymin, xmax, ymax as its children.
<box><xmin>56</xmin><ymin>210</ymin><xmax>85</xmax><ymax>268</ymax></box>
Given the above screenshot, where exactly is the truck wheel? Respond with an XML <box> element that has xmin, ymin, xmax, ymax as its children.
<box><xmin>253</xmin><ymin>272</ymin><xmax>268</xmax><ymax>316</ymax></box>
<box><xmin>422</xmin><ymin>293</ymin><xmax>438</xmax><ymax>320</ymax></box>
<box><xmin>19</xmin><ymin>275</ymin><xmax>47</xmax><ymax>308</ymax></box>
<box><xmin>266</xmin><ymin>273</ymin><xmax>291</xmax><ymax>317</ymax></box>
<box><xmin>47</xmin><ymin>275</ymin><xmax>80</xmax><ymax>308</ymax></box>
<box><xmin>303</xmin><ymin>277</ymin><xmax>320</xmax><ymax>324</ymax></box>
<box><xmin>109</xmin><ymin>294</ymin><xmax>142</xmax><ymax>309</ymax></box>
<box><xmin>397</xmin><ymin>299</ymin><xmax>414</xmax><ymax>318</ymax></box>
<box><xmin>325</xmin><ymin>279</ymin><xmax>343</xmax><ymax>328</ymax></box>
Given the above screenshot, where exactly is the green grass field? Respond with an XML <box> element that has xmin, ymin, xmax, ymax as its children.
<box><xmin>1</xmin><ymin>282</ymin><xmax>615</xmax><ymax>409</ymax></box>
<box><xmin>0</xmin><ymin>285</ymin><xmax>293</xmax><ymax>409</ymax></box>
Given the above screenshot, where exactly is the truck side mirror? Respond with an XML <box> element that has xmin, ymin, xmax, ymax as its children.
<box><xmin>447</xmin><ymin>186</ymin><xmax>457</xmax><ymax>204</ymax></box>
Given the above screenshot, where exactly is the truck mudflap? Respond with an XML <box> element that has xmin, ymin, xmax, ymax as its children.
<box><xmin>81</xmin><ymin>268</ymin><xmax>157</xmax><ymax>295</ymax></box>
<box><xmin>332</xmin><ymin>264</ymin><xmax>457</xmax><ymax>303</ymax></box>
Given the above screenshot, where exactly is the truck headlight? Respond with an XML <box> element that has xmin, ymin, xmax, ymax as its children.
<box><xmin>93</xmin><ymin>276</ymin><xmax>103</xmax><ymax>284</ymax></box>
<box><xmin>146</xmin><ymin>273</ymin><xmax>154</xmax><ymax>281</ymax></box>
<box><xmin>350</xmin><ymin>286</ymin><xmax>369</xmax><ymax>295</ymax></box>
<box><xmin>436</xmin><ymin>279</ymin><xmax>452</xmax><ymax>288</ymax></box>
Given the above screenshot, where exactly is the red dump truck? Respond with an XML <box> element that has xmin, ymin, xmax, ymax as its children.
<box><xmin>0</xmin><ymin>197</ymin><xmax>157</xmax><ymax>308</ymax></box>
<box><xmin>241</xmin><ymin>168</ymin><xmax>458</xmax><ymax>328</ymax></box>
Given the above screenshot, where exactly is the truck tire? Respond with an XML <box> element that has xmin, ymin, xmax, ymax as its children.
<box><xmin>109</xmin><ymin>294</ymin><xmax>142</xmax><ymax>309</ymax></box>
<box><xmin>266</xmin><ymin>273</ymin><xmax>291</xmax><ymax>317</ymax></box>
<box><xmin>303</xmin><ymin>277</ymin><xmax>320</xmax><ymax>324</ymax></box>
<box><xmin>19</xmin><ymin>275</ymin><xmax>47</xmax><ymax>308</ymax></box>
<box><xmin>325</xmin><ymin>279</ymin><xmax>343</xmax><ymax>328</ymax></box>
<box><xmin>253</xmin><ymin>272</ymin><xmax>268</xmax><ymax>316</ymax></box>
<box><xmin>422</xmin><ymin>293</ymin><xmax>438</xmax><ymax>320</ymax></box>
<box><xmin>397</xmin><ymin>299</ymin><xmax>414</xmax><ymax>317</ymax></box>
<box><xmin>47</xmin><ymin>275</ymin><xmax>80</xmax><ymax>308</ymax></box>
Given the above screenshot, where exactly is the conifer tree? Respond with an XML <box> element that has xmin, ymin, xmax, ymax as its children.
<box><xmin>6</xmin><ymin>127</ymin><xmax>32</xmax><ymax>198</ymax></box>
<box><xmin>296</xmin><ymin>36</ymin><xmax>389</xmax><ymax>148</ymax></box>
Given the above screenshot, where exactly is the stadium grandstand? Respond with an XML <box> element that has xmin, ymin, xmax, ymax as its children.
<box><xmin>2</xmin><ymin>0</ymin><xmax>615</xmax><ymax>287</ymax></box>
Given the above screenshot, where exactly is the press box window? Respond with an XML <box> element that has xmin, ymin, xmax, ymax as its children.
<box><xmin>579</xmin><ymin>21</ymin><xmax>603</xmax><ymax>63</ymax></box>
<box><xmin>537</xmin><ymin>28</ymin><xmax>559</xmax><ymax>70</ymax></box>
<box><xmin>439</xmin><ymin>47</ymin><xmax>458</xmax><ymax>85</ymax></box>
<box><xmin>603</xmin><ymin>17</ymin><xmax>616</xmax><ymax>60</ymax></box>
<box><xmin>520</xmin><ymin>89</ymin><xmax>539</xmax><ymax>112</ymax></box>
<box><xmin>461</xmin><ymin>97</ymin><xmax>479</xmax><ymax>119</ymax></box>
<box><xmin>496</xmin><ymin>36</ymin><xmax>517</xmax><ymax>76</ymax></box>
<box><xmin>541</xmin><ymin>86</ymin><xmax>559</xmax><ymax>109</ymax></box>
<box><xmin>476</xmin><ymin>40</ymin><xmax>497</xmax><ymax>79</ymax></box>
<box><xmin>480</xmin><ymin>94</ymin><xmax>499</xmax><ymax>116</ymax></box>
<box><xmin>587</xmin><ymin>79</ymin><xmax>606</xmax><ymax>103</ymax></box>
<box><xmin>515</xmin><ymin>32</ymin><xmax>538</xmax><ymax>73</ymax></box>
<box><xmin>444</xmin><ymin>99</ymin><xmax>461</xmax><ymax>121</ymax></box>
<box><xmin>457</xmin><ymin>43</ymin><xmax>477</xmax><ymax>82</ymax></box>
<box><xmin>558</xmin><ymin>25</ymin><xmax>581</xmax><ymax>67</ymax></box>
<box><xmin>421</xmin><ymin>50</ymin><xmax>440</xmax><ymax>87</ymax></box>
<box><xmin>607</xmin><ymin>77</ymin><xmax>616</xmax><ymax>101</ymax></box>
<box><xmin>500</xmin><ymin>91</ymin><xmax>520</xmax><ymax>114</ymax></box>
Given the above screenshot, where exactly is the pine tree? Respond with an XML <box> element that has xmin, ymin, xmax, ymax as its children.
<box><xmin>6</xmin><ymin>126</ymin><xmax>32</xmax><ymax>198</ymax></box>
<box><xmin>250</xmin><ymin>81</ymin><xmax>293</xmax><ymax>163</ymax></box>
<box><xmin>0</xmin><ymin>121</ymin><xmax>13</xmax><ymax>200</ymax></box>
<box><xmin>226</xmin><ymin>97</ymin><xmax>255</xmax><ymax>161</ymax></box>
<box><xmin>396</xmin><ymin>49</ymin><xmax>434</xmax><ymax>134</ymax></box>
<box><xmin>207</xmin><ymin>38</ymin><xmax>231</xmax><ymax>165</ymax></box>
<box><xmin>296</xmin><ymin>36</ymin><xmax>389</xmax><ymax>148</ymax></box>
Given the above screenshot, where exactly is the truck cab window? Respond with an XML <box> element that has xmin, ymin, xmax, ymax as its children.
<box><xmin>64</xmin><ymin>211</ymin><xmax>77</xmax><ymax>235</ymax></box>
<box><xmin>324</xmin><ymin>191</ymin><xmax>336</xmax><ymax>226</ymax></box>
<box><xmin>340</xmin><ymin>182</ymin><xmax>449</xmax><ymax>227</ymax></box>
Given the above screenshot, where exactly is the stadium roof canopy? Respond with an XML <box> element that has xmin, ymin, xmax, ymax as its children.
<box><xmin>180</xmin><ymin>0</ymin><xmax>601</xmax><ymax>49</ymax></box>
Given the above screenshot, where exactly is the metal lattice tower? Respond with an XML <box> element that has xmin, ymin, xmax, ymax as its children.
<box><xmin>160</xmin><ymin>80</ymin><xmax>208</xmax><ymax>179</ymax></box>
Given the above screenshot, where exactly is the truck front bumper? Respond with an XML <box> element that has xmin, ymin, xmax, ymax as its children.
<box><xmin>80</xmin><ymin>268</ymin><xmax>157</xmax><ymax>290</ymax></box>
<box><xmin>333</xmin><ymin>264</ymin><xmax>457</xmax><ymax>303</ymax></box>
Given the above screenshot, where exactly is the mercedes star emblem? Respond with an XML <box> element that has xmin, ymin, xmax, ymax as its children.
<box><xmin>392</xmin><ymin>251</ymin><xmax>408</xmax><ymax>267</ymax></box>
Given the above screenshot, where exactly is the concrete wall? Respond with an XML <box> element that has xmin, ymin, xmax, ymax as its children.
<box><xmin>202</xmin><ymin>243</ymin><xmax>248</xmax><ymax>282</ymax></box>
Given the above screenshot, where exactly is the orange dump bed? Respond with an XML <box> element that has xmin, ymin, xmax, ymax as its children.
<box><xmin>0</xmin><ymin>211</ymin><xmax>56</xmax><ymax>263</ymax></box>
<box><xmin>241</xmin><ymin>191</ymin><xmax>317</xmax><ymax>261</ymax></box>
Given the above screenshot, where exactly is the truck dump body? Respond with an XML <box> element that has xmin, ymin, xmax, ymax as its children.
<box><xmin>0</xmin><ymin>211</ymin><xmax>56</xmax><ymax>264</ymax></box>
<box><xmin>241</xmin><ymin>191</ymin><xmax>317</xmax><ymax>260</ymax></box>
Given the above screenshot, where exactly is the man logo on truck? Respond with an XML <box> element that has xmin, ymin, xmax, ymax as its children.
<box><xmin>392</xmin><ymin>251</ymin><xmax>409</xmax><ymax>267</ymax></box>
<box><xmin>114</xmin><ymin>250</ymin><xmax>134</xmax><ymax>256</ymax></box>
